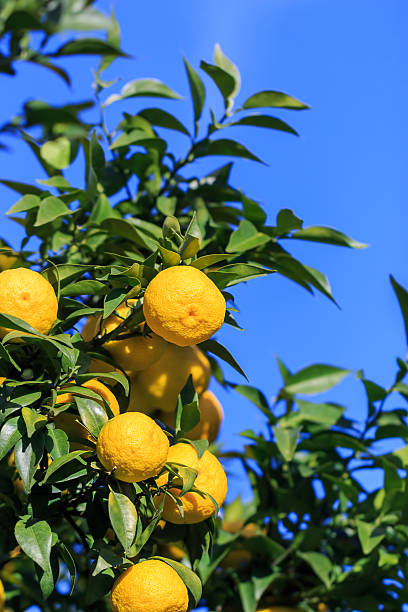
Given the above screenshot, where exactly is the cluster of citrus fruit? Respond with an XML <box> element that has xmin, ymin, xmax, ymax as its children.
<box><xmin>0</xmin><ymin>264</ymin><xmax>229</xmax><ymax>611</ymax></box>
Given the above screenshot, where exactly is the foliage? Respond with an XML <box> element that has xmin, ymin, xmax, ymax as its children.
<box><xmin>0</xmin><ymin>3</ymin><xmax>405</xmax><ymax>612</ymax></box>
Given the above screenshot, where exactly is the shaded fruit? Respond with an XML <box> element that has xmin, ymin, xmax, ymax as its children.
<box><xmin>135</xmin><ymin>344</ymin><xmax>210</xmax><ymax>412</ymax></box>
<box><xmin>159</xmin><ymin>389</ymin><xmax>223</xmax><ymax>442</ymax></box>
<box><xmin>110</xmin><ymin>559</ymin><xmax>188</xmax><ymax>612</ymax></box>
<box><xmin>96</xmin><ymin>412</ymin><xmax>169</xmax><ymax>482</ymax></box>
<box><xmin>81</xmin><ymin>302</ymin><xmax>165</xmax><ymax>374</ymax></box>
<box><xmin>156</xmin><ymin>442</ymin><xmax>227</xmax><ymax>524</ymax></box>
<box><xmin>0</xmin><ymin>268</ymin><xmax>58</xmax><ymax>337</ymax></box>
<box><xmin>0</xmin><ymin>247</ymin><xmax>18</xmax><ymax>271</ymax></box>
<box><xmin>0</xmin><ymin>578</ymin><xmax>4</xmax><ymax>612</ymax></box>
<box><xmin>54</xmin><ymin>379</ymin><xmax>119</xmax><ymax>450</ymax></box>
<box><xmin>143</xmin><ymin>265</ymin><xmax>226</xmax><ymax>346</ymax></box>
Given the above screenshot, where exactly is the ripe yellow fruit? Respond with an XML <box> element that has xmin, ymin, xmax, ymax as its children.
<box><xmin>156</xmin><ymin>442</ymin><xmax>227</xmax><ymax>524</ymax></box>
<box><xmin>0</xmin><ymin>268</ymin><xmax>58</xmax><ymax>337</ymax></box>
<box><xmin>0</xmin><ymin>247</ymin><xmax>18</xmax><ymax>271</ymax></box>
<box><xmin>159</xmin><ymin>390</ymin><xmax>223</xmax><ymax>442</ymax></box>
<box><xmin>135</xmin><ymin>344</ymin><xmax>210</xmax><ymax>413</ymax></box>
<box><xmin>127</xmin><ymin>378</ymin><xmax>155</xmax><ymax>415</ymax></box>
<box><xmin>111</xmin><ymin>559</ymin><xmax>188</xmax><ymax>612</ymax></box>
<box><xmin>0</xmin><ymin>578</ymin><xmax>5</xmax><ymax>612</ymax></box>
<box><xmin>257</xmin><ymin>608</ymin><xmax>299</xmax><ymax>612</ymax></box>
<box><xmin>0</xmin><ymin>377</ymin><xmax>5</xmax><ymax>386</ymax></box>
<box><xmin>54</xmin><ymin>379</ymin><xmax>120</xmax><ymax>451</ymax></box>
<box><xmin>143</xmin><ymin>266</ymin><xmax>226</xmax><ymax>346</ymax></box>
<box><xmin>157</xmin><ymin>543</ymin><xmax>186</xmax><ymax>562</ymax></box>
<box><xmin>96</xmin><ymin>412</ymin><xmax>169</xmax><ymax>482</ymax></box>
<box><xmin>81</xmin><ymin>302</ymin><xmax>165</xmax><ymax>374</ymax></box>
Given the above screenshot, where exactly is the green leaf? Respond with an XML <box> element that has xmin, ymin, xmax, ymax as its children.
<box><xmin>390</xmin><ymin>275</ymin><xmax>408</xmax><ymax>349</ymax></box>
<box><xmin>194</xmin><ymin>138</ymin><xmax>266</xmax><ymax>165</ymax></box>
<box><xmin>229</xmin><ymin>384</ymin><xmax>271</xmax><ymax>417</ymax></box>
<box><xmin>241</xmin><ymin>194</ymin><xmax>267</xmax><ymax>226</ymax></box>
<box><xmin>287</xmin><ymin>400</ymin><xmax>344</xmax><ymax>426</ymax></box>
<box><xmin>214</xmin><ymin>44</ymin><xmax>240</xmax><ymax>95</ymax></box>
<box><xmin>184</xmin><ymin>58</ymin><xmax>206</xmax><ymax>135</ymax></box>
<box><xmin>138</xmin><ymin>108</ymin><xmax>190</xmax><ymax>136</ymax></box>
<box><xmin>284</xmin><ymin>364</ymin><xmax>351</xmax><ymax>396</ymax></box>
<box><xmin>61</xmin><ymin>280</ymin><xmax>108</xmax><ymax>297</ymax></box>
<box><xmin>276</xmin><ymin>208</ymin><xmax>303</xmax><ymax>233</ymax></box>
<box><xmin>158</xmin><ymin>245</ymin><xmax>181</xmax><ymax>267</ymax></box>
<box><xmin>58</xmin><ymin>543</ymin><xmax>77</xmax><ymax>596</ymax></box>
<box><xmin>242</xmin><ymin>90</ymin><xmax>309</xmax><ymax>110</ymax></box>
<box><xmin>34</xmin><ymin>196</ymin><xmax>70</xmax><ymax>227</ymax></box>
<box><xmin>6</xmin><ymin>194</ymin><xmax>40</xmax><ymax>215</ymax></box>
<box><xmin>230</xmin><ymin>114</ymin><xmax>298</xmax><ymax>135</ymax></box>
<box><xmin>297</xmin><ymin>551</ymin><xmax>332</xmax><ymax>588</ymax></box>
<box><xmin>190</xmin><ymin>254</ymin><xmax>230</xmax><ymax>270</ymax></box>
<box><xmin>238</xmin><ymin>579</ymin><xmax>256</xmax><ymax>612</ymax></box>
<box><xmin>273</xmin><ymin>426</ymin><xmax>300</xmax><ymax>461</ymax></box>
<box><xmin>199</xmin><ymin>339</ymin><xmax>248</xmax><ymax>380</ymax></box>
<box><xmin>14</xmin><ymin>434</ymin><xmax>44</xmax><ymax>491</ymax></box>
<box><xmin>76</xmin><ymin>372</ymin><xmax>129</xmax><ymax>396</ymax></box>
<box><xmin>46</xmin><ymin>428</ymin><xmax>69</xmax><ymax>460</ymax></box>
<box><xmin>15</xmin><ymin>517</ymin><xmax>53</xmax><ymax>575</ymax></box>
<box><xmin>207</xmin><ymin>263</ymin><xmax>271</xmax><ymax>289</ymax></box>
<box><xmin>0</xmin><ymin>179</ymin><xmax>43</xmax><ymax>196</ymax></box>
<box><xmin>0</xmin><ymin>312</ymin><xmax>44</xmax><ymax>338</ymax></box>
<box><xmin>152</xmin><ymin>556</ymin><xmax>202</xmax><ymax>609</ymax></box>
<box><xmin>157</xmin><ymin>196</ymin><xmax>177</xmax><ymax>217</ymax></box>
<box><xmin>356</xmin><ymin>520</ymin><xmax>385</xmax><ymax>555</ymax></box>
<box><xmin>75</xmin><ymin>396</ymin><xmax>108</xmax><ymax>438</ymax></box>
<box><xmin>0</xmin><ymin>416</ymin><xmax>23</xmax><ymax>460</ymax></box>
<box><xmin>22</xmin><ymin>407</ymin><xmax>47</xmax><ymax>438</ymax></box>
<box><xmin>200</xmin><ymin>60</ymin><xmax>235</xmax><ymax>106</ymax></box>
<box><xmin>43</xmin><ymin>451</ymin><xmax>89</xmax><ymax>484</ymax></box>
<box><xmin>108</xmin><ymin>489</ymin><xmax>138</xmax><ymax>554</ymax></box>
<box><xmin>90</xmin><ymin>132</ymin><xmax>106</xmax><ymax>178</ymax></box>
<box><xmin>226</xmin><ymin>220</ymin><xmax>270</xmax><ymax>253</ymax></box>
<box><xmin>291</xmin><ymin>226</ymin><xmax>368</xmax><ymax>248</ymax></box>
<box><xmin>53</xmin><ymin>39</ymin><xmax>128</xmax><ymax>57</ymax></box>
<box><xmin>105</xmin><ymin>79</ymin><xmax>182</xmax><ymax>106</ymax></box>
<box><xmin>40</xmin><ymin>138</ymin><xmax>72</xmax><ymax>169</ymax></box>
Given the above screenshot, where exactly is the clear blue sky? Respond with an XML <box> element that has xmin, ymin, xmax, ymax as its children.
<box><xmin>1</xmin><ymin>0</ymin><xmax>408</xmax><ymax>505</ymax></box>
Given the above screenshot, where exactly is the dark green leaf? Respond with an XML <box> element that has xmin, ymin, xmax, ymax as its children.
<box><xmin>356</xmin><ymin>520</ymin><xmax>385</xmax><ymax>555</ymax></box>
<box><xmin>276</xmin><ymin>208</ymin><xmax>303</xmax><ymax>233</ymax></box>
<box><xmin>14</xmin><ymin>434</ymin><xmax>44</xmax><ymax>491</ymax></box>
<box><xmin>230</xmin><ymin>114</ymin><xmax>298</xmax><ymax>135</ymax></box>
<box><xmin>194</xmin><ymin>138</ymin><xmax>266</xmax><ymax>165</ymax></box>
<box><xmin>22</xmin><ymin>407</ymin><xmax>47</xmax><ymax>438</ymax></box>
<box><xmin>0</xmin><ymin>416</ymin><xmax>23</xmax><ymax>460</ymax></box>
<box><xmin>184</xmin><ymin>58</ymin><xmax>206</xmax><ymax>134</ymax></box>
<box><xmin>75</xmin><ymin>396</ymin><xmax>108</xmax><ymax>438</ymax></box>
<box><xmin>297</xmin><ymin>551</ymin><xmax>332</xmax><ymax>588</ymax></box>
<box><xmin>390</xmin><ymin>275</ymin><xmax>408</xmax><ymax>349</ymax></box>
<box><xmin>242</xmin><ymin>90</ymin><xmax>309</xmax><ymax>110</ymax></box>
<box><xmin>43</xmin><ymin>451</ymin><xmax>89</xmax><ymax>484</ymax></box>
<box><xmin>46</xmin><ymin>428</ymin><xmax>69</xmax><ymax>460</ymax></box>
<box><xmin>53</xmin><ymin>39</ymin><xmax>128</xmax><ymax>58</ymax></box>
<box><xmin>291</xmin><ymin>226</ymin><xmax>368</xmax><ymax>248</ymax></box>
<box><xmin>200</xmin><ymin>339</ymin><xmax>247</xmax><ymax>380</ymax></box>
<box><xmin>139</xmin><ymin>108</ymin><xmax>190</xmax><ymax>135</ymax></box>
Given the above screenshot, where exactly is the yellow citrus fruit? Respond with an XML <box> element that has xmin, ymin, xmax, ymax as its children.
<box><xmin>0</xmin><ymin>268</ymin><xmax>58</xmax><ymax>338</ymax></box>
<box><xmin>317</xmin><ymin>605</ymin><xmax>329</xmax><ymax>612</ymax></box>
<box><xmin>96</xmin><ymin>412</ymin><xmax>169</xmax><ymax>482</ymax></box>
<box><xmin>143</xmin><ymin>266</ymin><xmax>226</xmax><ymax>346</ymax></box>
<box><xmin>111</xmin><ymin>559</ymin><xmax>188</xmax><ymax>612</ymax></box>
<box><xmin>81</xmin><ymin>302</ymin><xmax>165</xmax><ymax>374</ymax></box>
<box><xmin>257</xmin><ymin>608</ymin><xmax>299</xmax><ymax>612</ymax></box>
<box><xmin>54</xmin><ymin>379</ymin><xmax>119</xmax><ymax>451</ymax></box>
<box><xmin>159</xmin><ymin>390</ymin><xmax>223</xmax><ymax>442</ymax></box>
<box><xmin>0</xmin><ymin>377</ymin><xmax>5</xmax><ymax>386</ymax></box>
<box><xmin>87</xmin><ymin>358</ymin><xmax>121</xmax><ymax>385</ymax></box>
<box><xmin>156</xmin><ymin>442</ymin><xmax>227</xmax><ymax>524</ymax></box>
<box><xmin>0</xmin><ymin>578</ymin><xmax>5</xmax><ymax>612</ymax></box>
<box><xmin>0</xmin><ymin>247</ymin><xmax>18</xmax><ymax>271</ymax></box>
<box><xmin>157</xmin><ymin>543</ymin><xmax>186</xmax><ymax>562</ymax></box>
<box><xmin>220</xmin><ymin>521</ymin><xmax>260</xmax><ymax>569</ymax></box>
<box><xmin>135</xmin><ymin>344</ymin><xmax>210</xmax><ymax>413</ymax></box>
<box><xmin>127</xmin><ymin>378</ymin><xmax>155</xmax><ymax>415</ymax></box>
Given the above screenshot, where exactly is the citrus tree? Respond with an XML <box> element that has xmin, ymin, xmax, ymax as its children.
<box><xmin>1</xmin><ymin>3</ymin><xmax>407</xmax><ymax>612</ymax></box>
